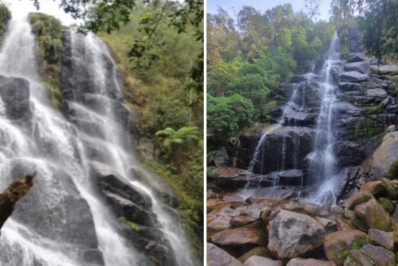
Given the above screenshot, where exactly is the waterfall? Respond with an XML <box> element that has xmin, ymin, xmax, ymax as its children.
<box><xmin>245</xmin><ymin>35</ymin><xmax>342</xmax><ymax>204</ymax></box>
<box><xmin>0</xmin><ymin>5</ymin><xmax>195</xmax><ymax>266</ymax></box>
<box><xmin>307</xmin><ymin>34</ymin><xmax>341</xmax><ymax>205</ymax></box>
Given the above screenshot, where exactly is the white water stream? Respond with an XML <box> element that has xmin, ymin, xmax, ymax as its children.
<box><xmin>0</xmin><ymin>5</ymin><xmax>194</xmax><ymax>266</ymax></box>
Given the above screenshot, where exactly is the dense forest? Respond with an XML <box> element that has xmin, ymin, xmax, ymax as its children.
<box><xmin>207</xmin><ymin>4</ymin><xmax>335</xmax><ymax>149</ymax></box>
<box><xmin>0</xmin><ymin>0</ymin><xmax>204</xmax><ymax>262</ymax></box>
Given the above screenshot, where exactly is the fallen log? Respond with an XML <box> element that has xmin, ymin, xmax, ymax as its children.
<box><xmin>0</xmin><ymin>172</ymin><xmax>36</xmax><ymax>230</ymax></box>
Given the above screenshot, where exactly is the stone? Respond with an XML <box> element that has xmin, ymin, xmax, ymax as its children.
<box><xmin>0</xmin><ymin>76</ymin><xmax>31</xmax><ymax>122</ymax></box>
<box><xmin>208</xmin><ymin>215</ymin><xmax>232</xmax><ymax>232</ymax></box>
<box><xmin>355</xmin><ymin>244</ymin><xmax>395</xmax><ymax>266</ymax></box>
<box><xmin>360</xmin><ymin>181</ymin><xmax>385</xmax><ymax>196</ymax></box>
<box><xmin>243</xmin><ymin>256</ymin><xmax>282</xmax><ymax>266</ymax></box>
<box><xmin>337</xmin><ymin>216</ymin><xmax>357</xmax><ymax>231</ymax></box>
<box><xmin>231</xmin><ymin>215</ymin><xmax>256</xmax><ymax>227</ymax></box>
<box><xmin>324</xmin><ymin>230</ymin><xmax>367</xmax><ymax>265</ymax></box>
<box><xmin>344</xmin><ymin>61</ymin><xmax>369</xmax><ymax>74</ymax></box>
<box><xmin>339</xmin><ymin>82</ymin><xmax>362</xmax><ymax>91</ymax></box>
<box><xmin>315</xmin><ymin>217</ymin><xmax>337</xmax><ymax>230</ymax></box>
<box><xmin>369</xmin><ymin>228</ymin><xmax>394</xmax><ymax>250</ymax></box>
<box><xmin>370</xmin><ymin>64</ymin><xmax>398</xmax><ymax>75</ymax></box>
<box><xmin>238</xmin><ymin>247</ymin><xmax>273</xmax><ymax>263</ymax></box>
<box><xmin>207</xmin><ymin>243</ymin><xmax>242</xmax><ymax>266</ymax></box>
<box><xmin>267</xmin><ymin>210</ymin><xmax>325</xmax><ymax>259</ymax></box>
<box><xmin>213</xmin><ymin>147</ymin><xmax>229</xmax><ymax>167</ymax></box>
<box><xmin>378</xmin><ymin>197</ymin><xmax>394</xmax><ymax>213</ymax></box>
<box><xmin>345</xmin><ymin>190</ymin><xmax>374</xmax><ymax>210</ymax></box>
<box><xmin>347</xmin><ymin>53</ymin><xmax>367</xmax><ymax>63</ymax></box>
<box><xmin>354</xmin><ymin>199</ymin><xmax>391</xmax><ymax>231</ymax></box>
<box><xmin>287</xmin><ymin>258</ymin><xmax>334</xmax><ymax>266</ymax></box>
<box><xmin>366</xmin><ymin>88</ymin><xmax>387</xmax><ymax>98</ymax></box>
<box><xmin>211</xmin><ymin>225</ymin><xmax>266</xmax><ymax>246</ymax></box>
<box><xmin>340</xmin><ymin>71</ymin><xmax>368</xmax><ymax>83</ymax></box>
<box><xmin>366</xmin><ymin>132</ymin><xmax>398</xmax><ymax>178</ymax></box>
<box><xmin>260</xmin><ymin>206</ymin><xmax>272</xmax><ymax>222</ymax></box>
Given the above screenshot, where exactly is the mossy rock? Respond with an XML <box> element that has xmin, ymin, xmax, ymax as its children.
<box><xmin>381</xmin><ymin>178</ymin><xmax>398</xmax><ymax>199</ymax></box>
<box><xmin>0</xmin><ymin>4</ymin><xmax>10</xmax><ymax>40</ymax></box>
<box><xmin>378</xmin><ymin>197</ymin><xmax>395</xmax><ymax>214</ymax></box>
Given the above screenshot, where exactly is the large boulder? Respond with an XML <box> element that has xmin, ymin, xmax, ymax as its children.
<box><xmin>323</xmin><ymin>230</ymin><xmax>366</xmax><ymax>265</ymax></box>
<box><xmin>369</xmin><ymin>228</ymin><xmax>394</xmax><ymax>250</ymax></box>
<box><xmin>354</xmin><ymin>199</ymin><xmax>391</xmax><ymax>231</ymax></box>
<box><xmin>211</xmin><ymin>223</ymin><xmax>266</xmax><ymax>246</ymax></box>
<box><xmin>349</xmin><ymin>244</ymin><xmax>395</xmax><ymax>266</ymax></box>
<box><xmin>243</xmin><ymin>256</ymin><xmax>282</xmax><ymax>266</ymax></box>
<box><xmin>207</xmin><ymin>243</ymin><xmax>242</xmax><ymax>266</ymax></box>
<box><xmin>340</xmin><ymin>71</ymin><xmax>368</xmax><ymax>83</ymax></box>
<box><xmin>2</xmin><ymin>158</ymin><xmax>104</xmax><ymax>265</ymax></box>
<box><xmin>0</xmin><ymin>76</ymin><xmax>31</xmax><ymax>123</ymax></box>
<box><xmin>287</xmin><ymin>258</ymin><xmax>334</xmax><ymax>266</ymax></box>
<box><xmin>364</xmin><ymin>132</ymin><xmax>398</xmax><ymax>178</ymax></box>
<box><xmin>343</xmin><ymin>61</ymin><xmax>369</xmax><ymax>74</ymax></box>
<box><xmin>238</xmin><ymin>126</ymin><xmax>314</xmax><ymax>174</ymax></box>
<box><xmin>370</xmin><ymin>64</ymin><xmax>398</xmax><ymax>75</ymax></box>
<box><xmin>267</xmin><ymin>210</ymin><xmax>325</xmax><ymax>259</ymax></box>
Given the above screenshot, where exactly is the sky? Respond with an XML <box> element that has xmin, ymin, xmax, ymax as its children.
<box><xmin>207</xmin><ymin>0</ymin><xmax>332</xmax><ymax>21</ymax></box>
<box><xmin>3</xmin><ymin>0</ymin><xmax>79</xmax><ymax>25</ymax></box>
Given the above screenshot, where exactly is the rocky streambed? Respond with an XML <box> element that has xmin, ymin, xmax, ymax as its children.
<box><xmin>207</xmin><ymin>174</ymin><xmax>398</xmax><ymax>266</ymax></box>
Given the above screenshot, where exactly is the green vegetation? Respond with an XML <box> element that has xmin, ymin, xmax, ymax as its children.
<box><xmin>98</xmin><ymin>1</ymin><xmax>203</xmax><ymax>258</ymax></box>
<box><xmin>29</xmin><ymin>13</ymin><xmax>65</xmax><ymax>109</ymax></box>
<box><xmin>119</xmin><ymin>216</ymin><xmax>141</xmax><ymax>231</ymax></box>
<box><xmin>207</xmin><ymin>4</ymin><xmax>335</xmax><ymax>149</ymax></box>
<box><xmin>331</xmin><ymin>0</ymin><xmax>398</xmax><ymax>61</ymax></box>
<box><xmin>0</xmin><ymin>3</ymin><xmax>10</xmax><ymax>40</ymax></box>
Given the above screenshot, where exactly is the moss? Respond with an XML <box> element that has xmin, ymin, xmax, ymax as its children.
<box><xmin>378</xmin><ymin>197</ymin><xmax>394</xmax><ymax>213</ymax></box>
<box><xmin>119</xmin><ymin>217</ymin><xmax>141</xmax><ymax>231</ymax></box>
<box><xmin>0</xmin><ymin>4</ymin><xmax>10</xmax><ymax>41</ymax></box>
<box><xmin>352</xmin><ymin>235</ymin><xmax>371</xmax><ymax>250</ymax></box>
<box><xmin>364</xmin><ymin>105</ymin><xmax>381</xmax><ymax>114</ymax></box>
<box><xmin>29</xmin><ymin>13</ymin><xmax>65</xmax><ymax>110</ymax></box>
<box><xmin>355</xmin><ymin>118</ymin><xmax>385</xmax><ymax>139</ymax></box>
<box><xmin>388</xmin><ymin>158</ymin><xmax>398</xmax><ymax>179</ymax></box>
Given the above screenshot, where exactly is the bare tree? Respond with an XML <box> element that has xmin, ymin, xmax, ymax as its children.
<box><xmin>305</xmin><ymin>0</ymin><xmax>321</xmax><ymax>20</ymax></box>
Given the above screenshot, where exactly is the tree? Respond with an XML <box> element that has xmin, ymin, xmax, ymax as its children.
<box><xmin>207</xmin><ymin>94</ymin><xmax>254</xmax><ymax>146</ymax></box>
<box><xmin>31</xmin><ymin>0</ymin><xmax>203</xmax><ymax>92</ymax></box>
<box><xmin>156</xmin><ymin>126</ymin><xmax>201</xmax><ymax>174</ymax></box>
<box><xmin>305</xmin><ymin>0</ymin><xmax>321</xmax><ymax>20</ymax></box>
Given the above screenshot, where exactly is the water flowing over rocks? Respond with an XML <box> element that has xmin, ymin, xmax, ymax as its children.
<box><xmin>0</xmin><ymin>6</ymin><xmax>196</xmax><ymax>266</ymax></box>
<box><xmin>208</xmin><ymin>23</ymin><xmax>398</xmax><ymax>265</ymax></box>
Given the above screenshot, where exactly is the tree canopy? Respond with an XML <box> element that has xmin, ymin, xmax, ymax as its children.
<box><xmin>207</xmin><ymin>4</ymin><xmax>335</xmax><ymax>148</ymax></box>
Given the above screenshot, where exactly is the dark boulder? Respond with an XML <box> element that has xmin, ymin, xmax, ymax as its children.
<box><xmin>0</xmin><ymin>76</ymin><xmax>31</xmax><ymax>123</ymax></box>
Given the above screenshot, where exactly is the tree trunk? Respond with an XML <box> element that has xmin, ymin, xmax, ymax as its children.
<box><xmin>0</xmin><ymin>172</ymin><xmax>36</xmax><ymax>231</ymax></box>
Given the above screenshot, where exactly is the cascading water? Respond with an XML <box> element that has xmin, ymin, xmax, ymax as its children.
<box><xmin>0</xmin><ymin>5</ymin><xmax>195</xmax><ymax>266</ymax></box>
<box><xmin>307</xmin><ymin>34</ymin><xmax>342</xmax><ymax>205</ymax></box>
<box><xmin>245</xmin><ymin>35</ymin><xmax>342</xmax><ymax>204</ymax></box>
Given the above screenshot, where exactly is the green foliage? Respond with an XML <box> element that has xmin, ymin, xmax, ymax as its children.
<box><xmin>29</xmin><ymin>13</ymin><xmax>65</xmax><ymax>110</ymax></box>
<box><xmin>119</xmin><ymin>217</ymin><xmax>141</xmax><ymax>231</ymax></box>
<box><xmin>207</xmin><ymin>94</ymin><xmax>254</xmax><ymax>146</ymax></box>
<box><xmin>207</xmin><ymin>4</ymin><xmax>335</xmax><ymax>149</ymax></box>
<box><xmin>30</xmin><ymin>13</ymin><xmax>64</xmax><ymax>64</ymax></box>
<box><xmin>0</xmin><ymin>3</ymin><xmax>10</xmax><ymax>39</ymax></box>
<box><xmin>352</xmin><ymin>235</ymin><xmax>371</xmax><ymax>250</ymax></box>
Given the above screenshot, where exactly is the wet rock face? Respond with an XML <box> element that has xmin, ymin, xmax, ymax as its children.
<box><xmin>267</xmin><ymin>210</ymin><xmax>325</xmax><ymax>259</ymax></box>
<box><xmin>238</xmin><ymin>127</ymin><xmax>314</xmax><ymax>175</ymax></box>
<box><xmin>0</xmin><ymin>76</ymin><xmax>31</xmax><ymax>125</ymax></box>
<box><xmin>91</xmin><ymin>162</ymin><xmax>177</xmax><ymax>266</ymax></box>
